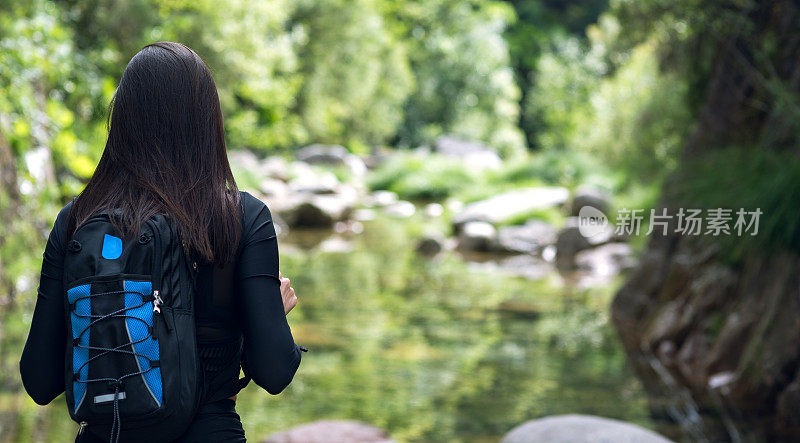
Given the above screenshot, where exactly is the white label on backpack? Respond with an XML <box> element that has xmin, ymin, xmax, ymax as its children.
<box><xmin>93</xmin><ymin>392</ymin><xmax>126</xmax><ymax>404</ymax></box>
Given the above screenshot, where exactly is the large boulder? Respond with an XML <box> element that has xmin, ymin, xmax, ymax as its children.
<box><xmin>296</xmin><ymin>144</ymin><xmax>349</xmax><ymax>165</ymax></box>
<box><xmin>456</xmin><ymin>221</ymin><xmax>497</xmax><ymax>252</ymax></box>
<box><xmin>453</xmin><ymin>187</ymin><xmax>569</xmax><ymax>231</ymax></box>
<box><xmin>288</xmin><ymin>171</ymin><xmax>341</xmax><ymax>195</ymax></box>
<box><xmin>570</xmin><ymin>185</ymin><xmax>612</xmax><ymax>216</ymax></box>
<box><xmin>296</xmin><ymin>144</ymin><xmax>367</xmax><ymax>177</ymax></box>
<box><xmin>259</xmin><ymin>178</ymin><xmax>289</xmax><ymax>199</ymax></box>
<box><xmin>492</xmin><ymin>220</ymin><xmax>558</xmax><ymax>255</ymax></box>
<box><xmin>432</xmin><ymin>135</ymin><xmax>502</xmax><ymax>170</ymax></box>
<box><xmin>501</xmin><ymin>415</ymin><xmax>672</xmax><ymax>443</ymax></box>
<box><xmin>273</xmin><ymin>184</ymin><xmax>359</xmax><ymax>228</ymax></box>
<box><xmin>264</xmin><ymin>420</ymin><xmax>394</xmax><ymax>443</ymax></box>
<box><xmin>383</xmin><ymin>200</ymin><xmax>416</xmax><ymax>218</ymax></box>
<box><xmin>261</xmin><ymin>156</ymin><xmax>291</xmax><ymax>182</ymax></box>
<box><xmin>365</xmin><ymin>190</ymin><xmax>399</xmax><ymax>208</ymax></box>
<box><xmin>555</xmin><ymin>226</ymin><xmax>592</xmax><ymax>269</ymax></box>
<box><xmin>612</xmin><ymin>230</ymin><xmax>800</xmax><ymax>441</ymax></box>
<box><xmin>555</xmin><ymin>217</ymin><xmax>616</xmax><ymax>269</ymax></box>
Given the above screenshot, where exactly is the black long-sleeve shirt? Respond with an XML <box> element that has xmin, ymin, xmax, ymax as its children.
<box><xmin>20</xmin><ymin>191</ymin><xmax>301</xmax><ymax>405</ymax></box>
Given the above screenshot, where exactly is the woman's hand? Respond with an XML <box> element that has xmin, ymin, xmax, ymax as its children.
<box><xmin>279</xmin><ymin>271</ymin><xmax>297</xmax><ymax>315</ymax></box>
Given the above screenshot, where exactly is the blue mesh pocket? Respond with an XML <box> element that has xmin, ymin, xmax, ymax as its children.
<box><xmin>67</xmin><ymin>283</ymin><xmax>91</xmax><ymax>412</ymax></box>
<box><xmin>124</xmin><ymin>280</ymin><xmax>162</xmax><ymax>405</ymax></box>
<box><xmin>67</xmin><ymin>278</ymin><xmax>163</xmax><ymax>415</ymax></box>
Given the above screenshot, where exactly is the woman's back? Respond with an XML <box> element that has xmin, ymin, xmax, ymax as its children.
<box><xmin>19</xmin><ymin>41</ymin><xmax>302</xmax><ymax>442</ymax></box>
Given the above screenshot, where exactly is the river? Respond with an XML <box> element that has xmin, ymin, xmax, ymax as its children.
<box><xmin>0</xmin><ymin>213</ymin><xmax>653</xmax><ymax>442</ymax></box>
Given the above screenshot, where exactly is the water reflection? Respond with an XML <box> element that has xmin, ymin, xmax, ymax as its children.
<box><xmin>0</xmin><ymin>215</ymin><xmax>653</xmax><ymax>442</ymax></box>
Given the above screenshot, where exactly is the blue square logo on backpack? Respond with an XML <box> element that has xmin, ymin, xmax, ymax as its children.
<box><xmin>101</xmin><ymin>234</ymin><xmax>123</xmax><ymax>260</ymax></box>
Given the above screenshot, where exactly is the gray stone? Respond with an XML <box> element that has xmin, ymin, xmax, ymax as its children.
<box><xmin>416</xmin><ymin>233</ymin><xmax>445</xmax><ymax>256</ymax></box>
<box><xmin>317</xmin><ymin>237</ymin><xmax>354</xmax><ymax>254</ymax></box>
<box><xmin>296</xmin><ymin>144</ymin><xmax>350</xmax><ymax>166</ymax></box>
<box><xmin>501</xmin><ymin>415</ymin><xmax>672</xmax><ymax>443</ymax></box>
<box><xmin>383</xmin><ymin>200</ymin><xmax>415</xmax><ymax>218</ymax></box>
<box><xmin>423</xmin><ymin>202</ymin><xmax>444</xmax><ymax>218</ymax></box>
<box><xmin>296</xmin><ymin>144</ymin><xmax>367</xmax><ymax>178</ymax></box>
<box><xmin>575</xmin><ymin>243</ymin><xmax>635</xmax><ymax>277</ymax></box>
<box><xmin>275</xmin><ymin>187</ymin><xmax>358</xmax><ymax>228</ymax></box>
<box><xmin>261</xmin><ymin>157</ymin><xmax>291</xmax><ymax>182</ymax></box>
<box><xmin>571</xmin><ymin>185</ymin><xmax>612</xmax><ymax>216</ymax></box>
<box><xmin>432</xmin><ymin>135</ymin><xmax>502</xmax><ymax>170</ymax></box>
<box><xmin>264</xmin><ymin>420</ymin><xmax>394</xmax><ymax>443</ymax></box>
<box><xmin>343</xmin><ymin>154</ymin><xmax>368</xmax><ymax>177</ymax></box>
<box><xmin>492</xmin><ymin>220</ymin><xmax>557</xmax><ymax>255</ymax></box>
<box><xmin>453</xmin><ymin>187</ymin><xmax>569</xmax><ymax>230</ymax></box>
<box><xmin>457</xmin><ymin>221</ymin><xmax>497</xmax><ymax>252</ymax></box>
<box><xmin>288</xmin><ymin>173</ymin><xmax>341</xmax><ymax>195</ymax></box>
<box><xmin>433</xmin><ymin>135</ymin><xmax>493</xmax><ymax>156</ymax></box>
<box><xmin>555</xmin><ymin>225</ymin><xmax>592</xmax><ymax>269</ymax></box>
<box><xmin>365</xmin><ymin>190</ymin><xmax>399</xmax><ymax>207</ymax></box>
<box><xmin>353</xmin><ymin>208</ymin><xmax>376</xmax><ymax>221</ymax></box>
<box><xmin>259</xmin><ymin>178</ymin><xmax>289</xmax><ymax>198</ymax></box>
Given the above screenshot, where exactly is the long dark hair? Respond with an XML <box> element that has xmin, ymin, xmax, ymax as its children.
<box><xmin>68</xmin><ymin>41</ymin><xmax>241</xmax><ymax>265</ymax></box>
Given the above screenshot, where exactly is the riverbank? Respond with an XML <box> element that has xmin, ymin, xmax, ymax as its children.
<box><xmin>229</xmin><ymin>137</ymin><xmax>640</xmax><ymax>291</ymax></box>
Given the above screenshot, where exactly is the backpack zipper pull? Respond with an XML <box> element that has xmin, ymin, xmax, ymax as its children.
<box><xmin>152</xmin><ymin>290</ymin><xmax>162</xmax><ymax>314</ymax></box>
<box><xmin>152</xmin><ymin>290</ymin><xmax>163</xmax><ymax>338</ymax></box>
<box><xmin>151</xmin><ymin>290</ymin><xmax>173</xmax><ymax>333</ymax></box>
<box><xmin>78</xmin><ymin>421</ymin><xmax>87</xmax><ymax>435</ymax></box>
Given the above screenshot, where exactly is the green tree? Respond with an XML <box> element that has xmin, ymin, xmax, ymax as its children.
<box><xmin>292</xmin><ymin>0</ymin><xmax>413</xmax><ymax>149</ymax></box>
<box><xmin>392</xmin><ymin>0</ymin><xmax>526</xmax><ymax>156</ymax></box>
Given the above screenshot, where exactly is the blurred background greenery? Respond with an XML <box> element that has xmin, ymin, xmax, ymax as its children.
<box><xmin>2</xmin><ymin>0</ymin><xmax>799</xmax><ymax>441</ymax></box>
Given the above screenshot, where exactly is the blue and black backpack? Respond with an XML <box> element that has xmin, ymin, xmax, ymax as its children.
<box><xmin>64</xmin><ymin>211</ymin><xmax>202</xmax><ymax>442</ymax></box>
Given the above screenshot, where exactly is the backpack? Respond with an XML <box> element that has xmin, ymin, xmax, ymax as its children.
<box><xmin>64</xmin><ymin>211</ymin><xmax>202</xmax><ymax>443</ymax></box>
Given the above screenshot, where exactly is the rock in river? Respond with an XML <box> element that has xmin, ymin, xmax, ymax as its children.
<box><xmin>492</xmin><ymin>220</ymin><xmax>558</xmax><ymax>255</ymax></box>
<box><xmin>296</xmin><ymin>143</ymin><xmax>367</xmax><ymax>177</ymax></box>
<box><xmin>453</xmin><ymin>187</ymin><xmax>569</xmax><ymax>231</ymax></box>
<box><xmin>416</xmin><ymin>232</ymin><xmax>445</xmax><ymax>256</ymax></box>
<box><xmin>432</xmin><ymin>135</ymin><xmax>502</xmax><ymax>170</ymax></box>
<box><xmin>295</xmin><ymin>144</ymin><xmax>349</xmax><ymax>166</ymax></box>
<box><xmin>274</xmin><ymin>185</ymin><xmax>359</xmax><ymax>228</ymax></box>
<box><xmin>501</xmin><ymin>414</ymin><xmax>672</xmax><ymax>443</ymax></box>
<box><xmin>264</xmin><ymin>420</ymin><xmax>394</xmax><ymax>443</ymax></box>
<box><xmin>457</xmin><ymin>221</ymin><xmax>497</xmax><ymax>252</ymax></box>
<box><xmin>570</xmin><ymin>185</ymin><xmax>612</xmax><ymax>216</ymax></box>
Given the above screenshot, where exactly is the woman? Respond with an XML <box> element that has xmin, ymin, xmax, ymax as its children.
<box><xmin>19</xmin><ymin>42</ymin><xmax>302</xmax><ymax>442</ymax></box>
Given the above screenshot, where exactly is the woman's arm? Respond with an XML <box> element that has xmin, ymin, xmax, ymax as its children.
<box><xmin>20</xmin><ymin>203</ymin><xmax>71</xmax><ymax>405</ymax></box>
<box><xmin>236</xmin><ymin>194</ymin><xmax>301</xmax><ymax>394</ymax></box>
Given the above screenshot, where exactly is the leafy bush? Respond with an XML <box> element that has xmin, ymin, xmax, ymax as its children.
<box><xmin>490</xmin><ymin>149</ymin><xmax>610</xmax><ymax>189</ymax></box>
<box><xmin>668</xmin><ymin>148</ymin><xmax>800</xmax><ymax>262</ymax></box>
<box><xmin>367</xmin><ymin>153</ymin><xmax>481</xmax><ymax>200</ymax></box>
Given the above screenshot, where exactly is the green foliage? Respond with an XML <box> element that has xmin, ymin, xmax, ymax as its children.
<box><xmin>507</xmin><ymin>0</ymin><xmax>609</xmax><ymax>146</ymax></box>
<box><xmin>526</xmin><ymin>15</ymin><xmax>692</xmax><ymax>186</ymax></box>
<box><xmin>367</xmin><ymin>152</ymin><xmax>481</xmax><ymax>200</ymax></box>
<box><xmin>293</xmin><ymin>0</ymin><xmax>413</xmax><ymax>147</ymax></box>
<box><xmin>525</xmin><ymin>35</ymin><xmax>602</xmax><ymax>152</ymax></box>
<box><xmin>392</xmin><ymin>0</ymin><xmax>526</xmax><ymax>156</ymax></box>
<box><xmin>574</xmin><ymin>39</ymin><xmax>691</xmax><ymax>184</ymax></box>
<box><xmin>668</xmin><ymin>147</ymin><xmax>800</xmax><ymax>263</ymax></box>
<box><xmin>490</xmin><ymin>149</ymin><xmax>613</xmax><ymax>190</ymax></box>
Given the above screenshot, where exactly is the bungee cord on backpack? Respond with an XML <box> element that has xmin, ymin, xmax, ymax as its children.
<box><xmin>70</xmin><ymin>288</ymin><xmax>161</xmax><ymax>443</ymax></box>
